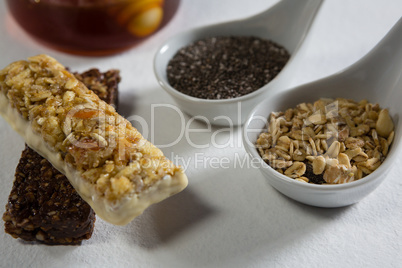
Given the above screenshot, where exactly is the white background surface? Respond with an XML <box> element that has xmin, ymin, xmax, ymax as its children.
<box><xmin>0</xmin><ymin>0</ymin><xmax>401</xmax><ymax>267</ymax></box>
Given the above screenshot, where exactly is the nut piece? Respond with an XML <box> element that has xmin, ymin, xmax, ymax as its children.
<box><xmin>345</xmin><ymin>137</ymin><xmax>364</xmax><ymax>149</ymax></box>
<box><xmin>312</xmin><ymin>156</ymin><xmax>326</xmax><ymax>175</ymax></box>
<box><xmin>284</xmin><ymin>161</ymin><xmax>306</xmax><ymax>178</ymax></box>
<box><xmin>323</xmin><ymin>165</ymin><xmax>354</xmax><ymax>184</ymax></box>
<box><xmin>376</xmin><ymin>109</ymin><xmax>394</xmax><ymax>138</ymax></box>
<box><xmin>276</xmin><ymin>136</ymin><xmax>291</xmax><ymax>151</ymax></box>
<box><xmin>326</xmin><ymin>141</ymin><xmax>340</xmax><ymax>158</ymax></box>
<box><xmin>387</xmin><ymin>131</ymin><xmax>395</xmax><ymax>145</ymax></box>
<box><xmin>306</xmin><ymin>111</ymin><xmax>326</xmax><ymax>125</ymax></box>
<box><xmin>338</xmin><ymin>153</ymin><xmax>351</xmax><ymax>169</ymax></box>
<box><xmin>325</xmin><ymin>157</ymin><xmax>339</xmax><ymax>168</ymax></box>
<box><xmin>271</xmin><ymin>159</ymin><xmax>293</xmax><ymax>169</ymax></box>
<box><xmin>293</xmin><ymin>148</ymin><xmax>306</xmax><ymax>161</ymax></box>
<box><xmin>295</xmin><ymin>177</ymin><xmax>309</xmax><ymax>183</ymax></box>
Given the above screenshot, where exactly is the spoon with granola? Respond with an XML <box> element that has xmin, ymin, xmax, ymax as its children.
<box><xmin>242</xmin><ymin>18</ymin><xmax>402</xmax><ymax>207</ymax></box>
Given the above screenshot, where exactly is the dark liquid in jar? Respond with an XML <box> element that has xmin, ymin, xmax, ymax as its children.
<box><xmin>6</xmin><ymin>0</ymin><xmax>180</xmax><ymax>55</ymax></box>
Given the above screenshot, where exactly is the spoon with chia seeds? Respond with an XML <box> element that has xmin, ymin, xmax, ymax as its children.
<box><xmin>154</xmin><ymin>0</ymin><xmax>323</xmax><ymax>126</ymax></box>
<box><xmin>243</xmin><ymin>18</ymin><xmax>402</xmax><ymax>208</ymax></box>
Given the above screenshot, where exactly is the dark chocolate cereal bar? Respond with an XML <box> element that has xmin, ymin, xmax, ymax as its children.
<box><xmin>73</xmin><ymin>69</ymin><xmax>120</xmax><ymax>110</ymax></box>
<box><xmin>2</xmin><ymin>69</ymin><xmax>120</xmax><ymax>245</ymax></box>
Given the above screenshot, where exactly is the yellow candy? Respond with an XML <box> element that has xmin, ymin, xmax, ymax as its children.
<box><xmin>127</xmin><ymin>6</ymin><xmax>163</xmax><ymax>36</ymax></box>
<box><xmin>116</xmin><ymin>0</ymin><xmax>164</xmax><ymax>37</ymax></box>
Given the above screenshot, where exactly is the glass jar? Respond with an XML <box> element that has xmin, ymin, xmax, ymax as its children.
<box><xmin>6</xmin><ymin>0</ymin><xmax>180</xmax><ymax>55</ymax></box>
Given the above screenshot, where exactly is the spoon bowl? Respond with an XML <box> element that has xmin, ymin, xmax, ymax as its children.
<box><xmin>154</xmin><ymin>0</ymin><xmax>323</xmax><ymax>126</ymax></box>
<box><xmin>243</xmin><ymin>18</ymin><xmax>402</xmax><ymax>207</ymax></box>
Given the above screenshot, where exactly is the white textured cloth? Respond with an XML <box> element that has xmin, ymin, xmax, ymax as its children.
<box><xmin>0</xmin><ymin>0</ymin><xmax>401</xmax><ymax>267</ymax></box>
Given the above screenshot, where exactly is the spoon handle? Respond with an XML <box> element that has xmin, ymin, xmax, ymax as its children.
<box><xmin>348</xmin><ymin>18</ymin><xmax>402</xmax><ymax>84</ymax></box>
<box><xmin>246</xmin><ymin>0</ymin><xmax>323</xmax><ymax>52</ymax></box>
<box><xmin>338</xmin><ymin>17</ymin><xmax>402</xmax><ymax>103</ymax></box>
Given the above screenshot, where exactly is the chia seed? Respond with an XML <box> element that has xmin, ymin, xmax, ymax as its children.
<box><xmin>166</xmin><ymin>36</ymin><xmax>290</xmax><ymax>100</ymax></box>
<box><xmin>303</xmin><ymin>161</ymin><xmax>326</xmax><ymax>184</ymax></box>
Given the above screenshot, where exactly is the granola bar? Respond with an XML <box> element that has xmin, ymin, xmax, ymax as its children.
<box><xmin>2</xmin><ymin>69</ymin><xmax>120</xmax><ymax>244</ymax></box>
<box><xmin>0</xmin><ymin>55</ymin><xmax>188</xmax><ymax>225</ymax></box>
<box><xmin>3</xmin><ymin>146</ymin><xmax>96</xmax><ymax>245</ymax></box>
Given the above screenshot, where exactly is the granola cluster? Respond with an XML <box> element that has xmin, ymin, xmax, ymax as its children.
<box><xmin>256</xmin><ymin>98</ymin><xmax>395</xmax><ymax>184</ymax></box>
<box><xmin>3</xmin><ymin>69</ymin><xmax>119</xmax><ymax>244</ymax></box>
<box><xmin>0</xmin><ymin>55</ymin><xmax>182</xmax><ymax>201</ymax></box>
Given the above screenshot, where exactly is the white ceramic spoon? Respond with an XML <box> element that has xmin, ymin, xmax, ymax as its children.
<box><xmin>154</xmin><ymin>0</ymin><xmax>323</xmax><ymax>126</ymax></box>
<box><xmin>243</xmin><ymin>18</ymin><xmax>402</xmax><ymax>208</ymax></box>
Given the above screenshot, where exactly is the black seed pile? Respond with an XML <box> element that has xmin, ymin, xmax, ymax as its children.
<box><xmin>166</xmin><ymin>36</ymin><xmax>290</xmax><ymax>100</ymax></box>
<box><xmin>303</xmin><ymin>161</ymin><xmax>326</xmax><ymax>184</ymax></box>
